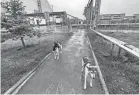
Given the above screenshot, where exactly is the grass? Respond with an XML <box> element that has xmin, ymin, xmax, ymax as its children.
<box><xmin>1</xmin><ymin>32</ymin><xmax>12</xmax><ymax>43</ymax></box>
<box><xmin>101</xmin><ymin>32</ymin><xmax>139</xmax><ymax>48</ymax></box>
<box><xmin>1</xmin><ymin>30</ymin><xmax>73</xmax><ymax>94</ymax></box>
<box><xmin>88</xmin><ymin>30</ymin><xmax>139</xmax><ymax>94</ymax></box>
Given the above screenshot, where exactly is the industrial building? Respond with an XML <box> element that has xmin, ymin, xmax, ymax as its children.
<box><xmin>97</xmin><ymin>14</ymin><xmax>139</xmax><ymax>30</ymax></box>
<box><xmin>98</xmin><ymin>14</ymin><xmax>139</xmax><ymax>25</ymax></box>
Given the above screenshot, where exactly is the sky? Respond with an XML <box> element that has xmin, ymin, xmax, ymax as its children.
<box><xmin>2</xmin><ymin>0</ymin><xmax>139</xmax><ymax>19</ymax></box>
<box><xmin>48</xmin><ymin>0</ymin><xmax>139</xmax><ymax>19</ymax></box>
<box><xmin>48</xmin><ymin>0</ymin><xmax>88</xmax><ymax>19</ymax></box>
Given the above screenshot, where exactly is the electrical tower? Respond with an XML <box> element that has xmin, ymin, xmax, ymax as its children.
<box><xmin>37</xmin><ymin>0</ymin><xmax>42</xmax><ymax>13</ymax></box>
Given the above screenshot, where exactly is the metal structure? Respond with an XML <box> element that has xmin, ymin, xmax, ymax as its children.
<box><xmin>37</xmin><ymin>0</ymin><xmax>42</xmax><ymax>13</ymax></box>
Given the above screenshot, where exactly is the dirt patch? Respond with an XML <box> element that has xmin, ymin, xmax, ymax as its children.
<box><xmin>88</xmin><ymin>31</ymin><xmax>139</xmax><ymax>94</ymax></box>
<box><xmin>1</xmin><ymin>32</ymin><xmax>73</xmax><ymax>94</ymax></box>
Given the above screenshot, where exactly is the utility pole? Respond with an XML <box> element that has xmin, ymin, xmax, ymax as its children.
<box><xmin>37</xmin><ymin>0</ymin><xmax>42</xmax><ymax>13</ymax></box>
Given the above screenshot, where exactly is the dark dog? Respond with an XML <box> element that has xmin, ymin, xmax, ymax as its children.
<box><xmin>53</xmin><ymin>42</ymin><xmax>62</xmax><ymax>59</ymax></box>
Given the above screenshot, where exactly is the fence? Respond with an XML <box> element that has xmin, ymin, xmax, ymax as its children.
<box><xmin>91</xmin><ymin>29</ymin><xmax>139</xmax><ymax>58</ymax></box>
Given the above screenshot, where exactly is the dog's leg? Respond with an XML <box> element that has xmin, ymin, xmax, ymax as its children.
<box><xmin>90</xmin><ymin>77</ymin><xmax>93</xmax><ymax>87</ymax></box>
<box><xmin>84</xmin><ymin>75</ymin><xmax>87</xmax><ymax>89</ymax></box>
<box><xmin>60</xmin><ymin>45</ymin><xmax>62</xmax><ymax>50</ymax></box>
<box><xmin>55</xmin><ymin>48</ymin><xmax>58</xmax><ymax>60</ymax></box>
<box><xmin>55</xmin><ymin>51</ymin><xmax>57</xmax><ymax>60</ymax></box>
<box><xmin>84</xmin><ymin>68</ymin><xmax>87</xmax><ymax>89</ymax></box>
<box><xmin>81</xmin><ymin>59</ymin><xmax>84</xmax><ymax>72</ymax></box>
<box><xmin>53</xmin><ymin>51</ymin><xmax>55</xmax><ymax>59</ymax></box>
<box><xmin>55</xmin><ymin>48</ymin><xmax>59</xmax><ymax>60</ymax></box>
<box><xmin>90</xmin><ymin>73</ymin><xmax>93</xmax><ymax>87</ymax></box>
<box><xmin>57</xmin><ymin>49</ymin><xmax>60</xmax><ymax>59</ymax></box>
<box><xmin>54</xmin><ymin>51</ymin><xmax>57</xmax><ymax>60</ymax></box>
<box><xmin>60</xmin><ymin>45</ymin><xmax>62</xmax><ymax>53</ymax></box>
<box><xmin>56</xmin><ymin>52</ymin><xmax>58</xmax><ymax>60</ymax></box>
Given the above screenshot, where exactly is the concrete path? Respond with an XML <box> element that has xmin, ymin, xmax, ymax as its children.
<box><xmin>18</xmin><ymin>29</ymin><xmax>104</xmax><ymax>94</ymax></box>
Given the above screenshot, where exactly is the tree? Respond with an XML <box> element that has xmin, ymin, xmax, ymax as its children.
<box><xmin>2</xmin><ymin>0</ymin><xmax>37</xmax><ymax>48</ymax></box>
<box><xmin>3</xmin><ymin>0</ymin><xmax>26</xmax><ymax>19</ymax></box>
<box><xmin>9</xmin><ymin>24</ymin><xmax>35</xmax><ymax>47</ymax></box>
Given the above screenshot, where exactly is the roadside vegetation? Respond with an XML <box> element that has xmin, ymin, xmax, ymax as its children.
<box><xmin>1</xmin><ymin>0</ymin><xmax>39</xmax><ymax>48</ymax></box>
<box><xmin>1</xmin><ymin>31</ymin><xmax>73</xmax><ymax>94</ymax></box>
<box><xmin>88</xmin><ymin>30</ymin><xmax>139</xmax><ymax>94</ymax></box>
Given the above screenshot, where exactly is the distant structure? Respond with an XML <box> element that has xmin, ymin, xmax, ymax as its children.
<box><xmin>97</xmin><ymin>14</ymin><xmax>139</xmax><ymax>29</ymax></box>
<box><xmin>98</xmin><ymin>14</ymin><xmax>125</xmax><ymax>24</ymax></box>
<box><xmin>1</xmin><ymin>0</ymin><xmax>53</xmax><ymax>14</ymax></box>
<box><xmin>98</xmin><ymin>14</ymin><xmax>139</xmax><ymax>24</ymax></box>
<box><xmin>1</xmin><ymin>0</ymin><xmax>53</xmax><ymax>26</ymax></box>
<box><xmin>84</xmin><ymin>0</ymin><xmax>139</xmax><ymax>30</ymax></box>
<box><xmin>37</xmin><ymin>0</ymin><xmax>42</xmax><ymax>13</ymax></box>
<box><xmin>25</xmin><ymin>0</ymin><xmax>53</xmax><ymax>13</ymax></box>
<box><xmin>38</xmin><ymin>0</ymin><xmax>53</xmax><ymax>13</ymax></box>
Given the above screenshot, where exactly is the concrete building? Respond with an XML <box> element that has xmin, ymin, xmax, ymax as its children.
<box><xmin>98</xmin><ymin>14</ymin><xmax>139</xmax><ymax>25</ymax></box>
<box><xmin>96</xmin><ymin>14</ymin><xmax>139</xmax><ymax>30</ymax></box>
<box><xmin>98</xmin><ymin>14</ymin><xmax>125</xmax><ymax>24</ymax></box>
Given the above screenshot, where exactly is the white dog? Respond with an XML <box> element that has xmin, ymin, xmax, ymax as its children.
<box><xmin>81</xmin><ymin>56</ymin><xmax>97</xmax><ymax>89</ymax></box>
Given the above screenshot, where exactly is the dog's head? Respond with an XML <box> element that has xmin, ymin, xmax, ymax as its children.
<box><xmin>90</xmin><ymin>68</ymin><xmax>97</xmax><ymax>73</ymax></box>
<box><xmin>88</xmin><ymin>65</ymin><xmax>97</xmax><ymax>73</ymax></box>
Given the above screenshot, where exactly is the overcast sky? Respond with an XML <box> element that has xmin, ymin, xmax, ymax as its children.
<box><xmin>48</xmin><ymin>0</ymin><xmax>139</xmax><ymax>19</ymax></box>
<box><xmin>2</xmin><ymin>0</ymin><xmax>139</xmax><ymax>19</ymax></box>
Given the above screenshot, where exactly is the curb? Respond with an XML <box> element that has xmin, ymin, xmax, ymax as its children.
<box><xmin>4</xmin><ymin>53</ymin><xmax>51</xmax><ymax>94</ymax></box>
<box><xmin>86</xmin><ymin>34</ymin><xmax>109</xmax><ymax>95</ymax></box>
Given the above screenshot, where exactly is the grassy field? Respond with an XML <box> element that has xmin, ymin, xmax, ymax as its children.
<box><xmin>88</xmin><ymin>31</ymin><xmax>139</xmax><ymax>94</ymax></box>
<box><xmin>1</xmin><ymin>27</ymin><xmax>73</xmax><ymax>94</ymax></box>
<box><xmin>100</xmin><ymin>31</ymin><xmax>139</xmax><ymax>48</ymax></box>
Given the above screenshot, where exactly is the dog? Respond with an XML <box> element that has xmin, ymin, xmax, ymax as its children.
<box><xmin>81</xmin><ymin>56</ymin><xmax>97</xmax><ymax>89</ymax></box>
<box><xmin>53</xmin><ymin>42</ymin><xmax>62</xmax><ymax>60</ymax></box>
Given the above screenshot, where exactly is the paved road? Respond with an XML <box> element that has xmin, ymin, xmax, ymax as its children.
<box><xmin>18</xmin><ymin>29</ymin><xmax>104</xmax><ymax>94</ymax></box>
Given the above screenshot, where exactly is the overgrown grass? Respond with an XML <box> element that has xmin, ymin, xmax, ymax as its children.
<box><xmin>87</xmin><ymin>30</ymin><xmax>139</xmax><ymax>94</ymax></box>
<box><xmin>102</xmin><ymin>32</ymin><xmax>139</xmax><ymax>48</ymax></box>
